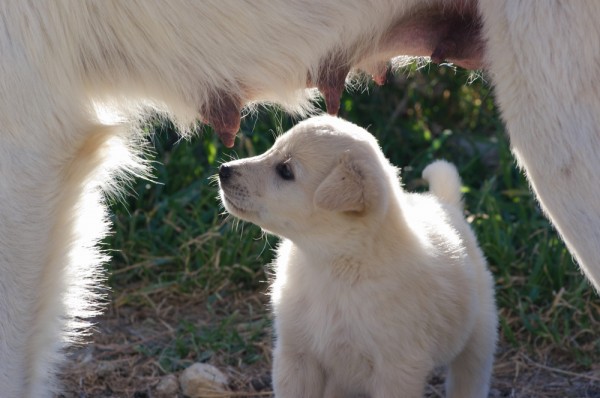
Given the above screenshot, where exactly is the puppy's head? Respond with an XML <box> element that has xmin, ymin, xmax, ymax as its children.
<box><xmin>218</xmin><ymin>115</ymin><xmax>395</xmax><ymax>239</ymax></box>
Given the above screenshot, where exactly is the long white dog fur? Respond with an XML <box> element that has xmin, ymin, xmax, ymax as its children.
<box><xmin>0</xmin><ymin>1</ymin><xmax>599</xmax><ymax>396</ymax></box>
<box><xmin>218</xmin><ymin>115</ymin><xmax>498</xmax><ymax>397</ymax></box>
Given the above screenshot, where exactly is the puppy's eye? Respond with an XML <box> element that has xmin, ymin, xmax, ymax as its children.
<box><xmin>276</xmin><ymin>162</ymin><xmax>294</xmax><ymax>181</ymax></box>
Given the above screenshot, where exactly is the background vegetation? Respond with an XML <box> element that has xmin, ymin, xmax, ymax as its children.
<box><xmin>103</xmin><ymin>65</ymin><xmax>599</xmax><ymax>378</ymax></box>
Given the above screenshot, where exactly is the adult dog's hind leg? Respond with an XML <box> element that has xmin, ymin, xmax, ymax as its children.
<box><xmin>480</xmin><ymin>0</ymin><xmax>600</xmax><ymax>292</ymax></box>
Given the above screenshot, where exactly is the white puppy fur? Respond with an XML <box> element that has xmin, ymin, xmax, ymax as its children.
<box><xmin>1</xmin><ymin>1</ymin><xmax>599</xmax><ymax>395</ymax></box>
<box><xmin>218</xmin><ymin>115</ymin><xmax>498</xmax><ymax>398</ymax></box>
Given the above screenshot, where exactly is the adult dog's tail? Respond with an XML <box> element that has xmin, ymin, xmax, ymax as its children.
<box><xmin>422</xmin><ymin>160</ymin><xmax>463</xmax><ymax>208</ymax></box>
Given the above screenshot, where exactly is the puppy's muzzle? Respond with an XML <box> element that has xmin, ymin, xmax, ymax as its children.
<box><xmin>219</xmin><ymin>164</ymin><xmax>233</xmax><ymax>183</ymax></box>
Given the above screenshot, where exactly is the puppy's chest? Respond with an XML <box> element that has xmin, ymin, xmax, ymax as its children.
<box><xmin>275</xmin><ymin>250</ymin><xmax>376</xmax><ymax>364</ymax></box>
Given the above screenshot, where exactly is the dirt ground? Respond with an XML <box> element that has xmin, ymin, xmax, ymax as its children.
<box><xmin>60</xmin><ymin>289</ymin><xmax>600</xmax><ymax>398</ymax></box>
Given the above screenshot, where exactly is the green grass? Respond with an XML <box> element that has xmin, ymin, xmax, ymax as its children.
<box><xmin>105</xmin><ymin>64</ymin><xmax>600</xmax><ymax>371</ymax></box>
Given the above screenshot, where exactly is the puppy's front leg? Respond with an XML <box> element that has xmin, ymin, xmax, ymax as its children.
<box><xmin>369</xmin><ymin>364</ymin><xmax>428</xmax><ymax>398</ymax></box>
<box><xmin>272</xmin><ymin>343</ymin><xmax>325</xmax><ymax>398</ymax></box>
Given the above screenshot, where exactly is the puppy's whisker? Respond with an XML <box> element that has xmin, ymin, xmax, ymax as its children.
<box><xmin>253</xmin><ymin>232</ymin><xmax>265</xmax><ymax>242</ymax></box>
<box><xmin>208</xmin><ymin>174</ymin><xmax>220</xmax><ymax>186</ymax></box>
<box><xmin>230</xmin><ymin>217</ymin><xmax>242</xmax><ymax>235</ymax></box>
<box><xmin>217</xmin><ymin>154</ymin><xmax>235</xmax><ymax>164</ymax></box>
<box><xmin>257</xmin><ymin>236</ymin><xmax>270</xmax><ymax>259</ymax></box>
<box><xmin>257</xmin><ymin>231</ymin><xmax>275</xmax><ymax>260</ymax></box>
<box><xmin>269</xmin><ymin>129</ymin><xmax>278</xmax><ymax>142</ymax></box>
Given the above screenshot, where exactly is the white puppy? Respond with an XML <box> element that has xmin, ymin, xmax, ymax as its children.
<box><xmin>219</xmin><ymin>115</ymin><xmax>498</xmax><ymax>398</ymax></box>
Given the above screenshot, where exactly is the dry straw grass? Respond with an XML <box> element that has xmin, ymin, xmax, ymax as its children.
<box><xmin>61</xmin><ymin>283</ymin><xmax>600</xmax><ymax>398</ymax></box>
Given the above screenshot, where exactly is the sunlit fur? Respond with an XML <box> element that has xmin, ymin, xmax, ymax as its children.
<box><xmin>219</xmin><ymin>116</ymin><xmax>498</xmax><ymax>398</ymax></box>
<box><xmin>2</xmin><ymin>1</ymin><xmax>600</xmax><ymax>395</ymax></box>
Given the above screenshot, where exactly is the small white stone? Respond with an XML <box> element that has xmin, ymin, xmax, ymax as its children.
<box><xmin>155</xmin><ymin>374</ymin><xmax>179</xmax><ymax>397</ymax></box>
<box><xmin>179</xmin><ymin>363</ymin><xmax>229</xmax><ymax>398</ymax></box>
<box><xmin>95</xmin><ymin>361</ymin><xmax>118</xmax><ymax>378</ymax></box>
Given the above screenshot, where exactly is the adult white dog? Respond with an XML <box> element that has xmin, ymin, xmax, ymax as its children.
<box><xmin>0</xmin><ymin>1</ymin><xmax>598</xmax><ymax>396</ymax></box>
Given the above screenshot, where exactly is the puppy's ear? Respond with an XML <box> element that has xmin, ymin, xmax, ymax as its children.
<box><xmin>314</xmin><ymin>151</ymin><xmax>366</xmax><ymax>212</ymax></box>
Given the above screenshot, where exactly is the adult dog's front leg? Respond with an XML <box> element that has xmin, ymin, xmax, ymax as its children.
<box><xmin>0</xmin><ymin>108</ymin><xmax>142</xmax><ymax>396</ymax></box>
<box><xmin>480</xmin><ymin>0</ymin><xmax>600</xmax><ymax>291</ymax></box>
<box><xmin>0</xmin><ymin>140</ymin><xmax>93</xmax><ymax>396</ymax></box>
<box><xmin>0</xmin><ymin>149</ymin><xmax>61</xmax><ymax>396</ymax></box>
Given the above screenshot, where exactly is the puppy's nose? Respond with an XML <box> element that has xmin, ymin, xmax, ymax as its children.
<box><xmin>219</xmin><ymin>164</ymin><xmax>233</xmax><ymax>180</ymax></box>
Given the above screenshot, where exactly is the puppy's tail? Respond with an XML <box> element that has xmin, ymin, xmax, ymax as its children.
<box><xmin>422</xmin><ymin>160</ymin><xmax>463</xmax><ymax>208</ymax></box>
